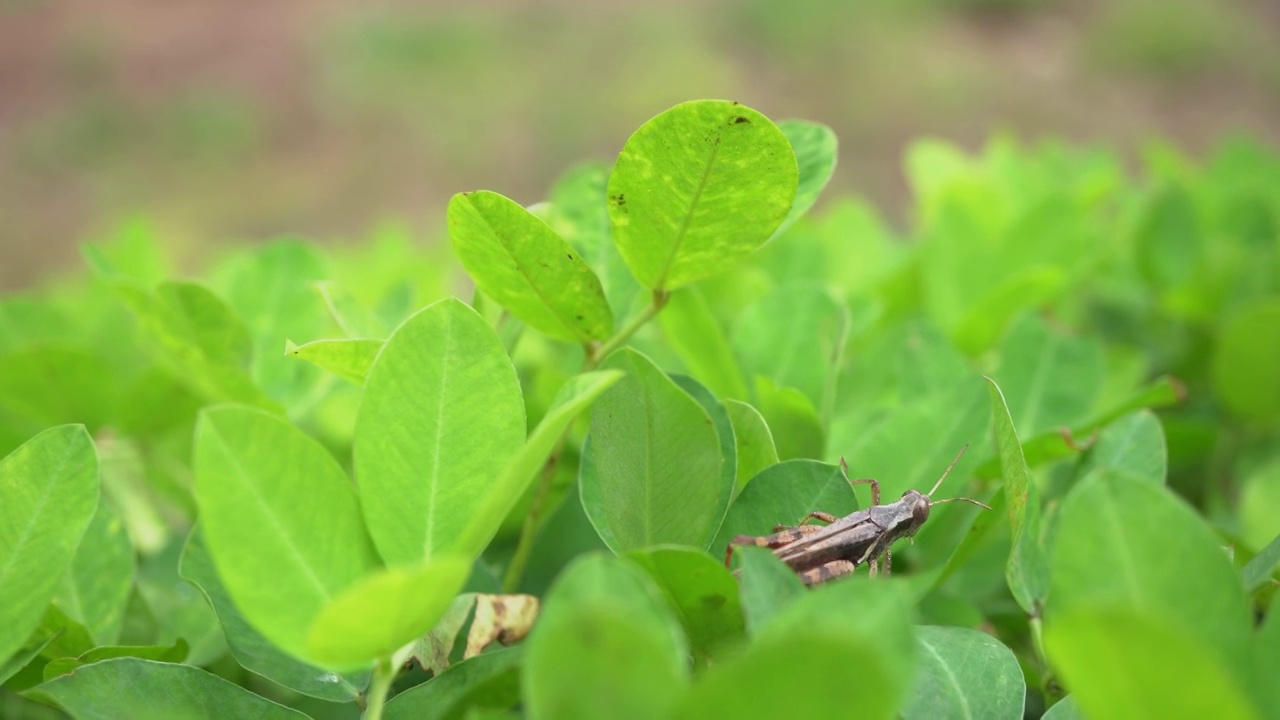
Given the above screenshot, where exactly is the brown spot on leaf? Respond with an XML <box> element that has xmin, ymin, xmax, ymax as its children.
<box><xmin>465</xmin><ymin>594</ymin><xmax>540</xmax><ymax>660</ymax></box>
<box><xmin>732</xmin><ymin>116</ymin><xmax>749</xmax><ymax>125</ymax></box>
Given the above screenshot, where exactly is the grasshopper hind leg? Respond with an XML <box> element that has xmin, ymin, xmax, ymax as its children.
<box><xmin>799</xmin><ymin>560</ymin><xmax>857</xmax><ymax>586</ymax></box>
<box><xmin>724</xmin><ymin>525</ymin><xmax>824</xmax><ymax>568</ymax></box>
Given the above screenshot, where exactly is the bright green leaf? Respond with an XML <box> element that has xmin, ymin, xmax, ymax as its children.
<box><xmin>449</xmin><ymin>190</ymin><xmax>612</xmax><ymax>343</ymax></box>
<box><xmin>194</xmin><ymin>405</ymin><xmax>380</xmax><ymax>662</ymax></box>
<box><xmin>355</xmin><ymin>298</ymin><xmax>526</xmax><ymax>564</ymax></box>
<box><xmin>286</xmin><ymin>337</ymin><xmax>382</xmax><ymax>385</ymax></box>
<box><xmin>0</xmin><ymin>425</ymin><xmax>98</xmax><ymax>664</ymax></box>
<box><xmin>52</xmin><ymin>503</ymin><xmax>134</xmax><ymax>646</ymax></box>
<box><xmin>580</xmin><ymin>349</ymin><xmax>727</xmax><ymax>551</ymax></box>
<box><xmin>316</xmin><ymin>280</ymin><xmax>389</xmax><ymax>339</ymax></box>
<box><xmin>607</xmin><ymin>100</ymin><xmax>799</xmax><ymax>290</ymax></box>
<box><xmin>180</xmin><ymin>531</ymin><xmax>367</xmax><ymax>702</ymax></box>
<box><xmin>305</xmin><ymin>558</ymin><xmax>473</xmax><ymax>669</ymax></box>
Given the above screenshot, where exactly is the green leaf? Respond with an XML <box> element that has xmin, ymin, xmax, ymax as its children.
<box><xmin>194</xmin><ymin>405</ymin><xmax>380</xmax><ymax>662</ymax></box>
<box><xmin>1241</xmin><ymin>532</ymin><xmax>1280</xmax><ymax>594</ymax></box>
<box><xmin>285</xmin><ymin>337</ymin><xmax>382</xmax><ymax>385</ymax></box>
<box><xmin>52</xmin><ymin>502</ymin><xmax>134</xmax><ymax>645</ymax></box>
<box><xmin>991</xmin><ymin>314</ymin><xmax>1105</xmax><ymax>437</ymax></box>
<box><xmin>607</xmin><ymin>100</ymin><xmax>799</xmax><ymax>290</ymax></box>
<box><xmin>316</xmin><ymin>280</ymin><xmax>389</xmax><ymax>339</ymax></box>
<box><xmin>671</xmin><ymin>374</ymin><xmax>738</xmax><ymax>514</ymax></box>
<box><xmin>723</xmin><ymin>399</ymin><xmax>779</xmax><ymax>495</ymax></box>
<box><xmin>986</xmin><ymin>377</ymin><xmax>1049</xmax><ymax>614</ymax></box>
<box><xmin>659</xmin><ymin>287</ymin><xmax>747</xmax><ymax>400</ymax></box>
<box><xmin>449</xmin><ymin>190</ymin><xmax>613</xmax><ymax>343</ymax></box>
<box><xmin>774</xmin><ymin>120</ymin><xmax>838</xmax><ymax>238</ymax></box>
<box><xmin>305</xmin><ymin>558</ymin><xmax>472</xmax><ymax>669</ymax></box>
<box><xmin>42</xmin><ymin>639</ymin><xmax>187</xmax><ymax>681</ymax></box>
<box><xmin>523</xmin><ymin>554</ymin><xmax>689</xmax><ymax>720</ymax></box>
<box><xmin>1043</xmin><ymin>607</ymin><xmax>1258</xmax><ymax>720</ymax></box>
<box><xmin>355</xmin><ymin>298</ymin><xmax>525</xmax><ymax>564</ymax></box>
<box><xmin>753</xmin><ymin>376</ymin><xmax>824</xmax><ymax>461</ymax></box>
<box><xmin>0</xmin><ymin>344</ymin><xmax>116</xmax><ymax>436</ymax></box>
<box><xmin>0</xmin><ymin>632</ymin><xmax>59</xmax><ymax>686</ymax></box>
<box><xmin>731</xmin><ymin>284</ymin><xmax>849</xmax><ymax>412</ymax></box>
<box><xmin>733</xmin><ymin>546</ymin><xmax>805</xmax><ymax>636</ymax></box>
<box><xmin>29</xmin><ymin>658</ymin><xmax>308</xmax><ymax>719</ymax></box>
<box><xmin>713</xmin><ymin>459</ymin><xmax>858</xmax><ymax>558</ymax></box>
<box><xmin>676</xmin><ymin>578</ymin><xmax>913</xmax><ymax>718</ymax></box>
<box><xmin>1213</xmin><ymin>299</ymin><xmax>1280</xmax><ymax>421</ymax></box>
<box><xmin>580</xmin><ymin>348</ymin><xmax>728</xmax><ymax>551</ymax></box>
<box><xmin>1042</xmin><ymin>696</ymin><xmax>1085</xmax><ymax>720</ymax></box>
<box><xmin>218</xmin><ymin>240</ymin><xmax>332</xmax><ymax>408</ymax></box>
<box><xmin>1240</xmin><ymin>458</ymin><xmax>1280</xmax><ymax>551</ymax></box>
<box><xmin>385</xmin><ymin>647</ymin><xmax>523</xmax><ymax>720</ymax></box>
<box><xmin>1075</xmin><ymin>410</ymin><xmax>1167</xmax><ymax>485</ymax></box>
<box><xmin>544</xmin><ymin>162</ymin><xmax>643</xmax><ymax>318</ymax></box>
<box><xmin>135</xmin><ymin>538</ymin><xmax>226</xmax><ymax>666</ymax></box>
<box><xmin>456</xmin><ymin>371</ymin><xmax>623</xmax><ymax>556</ymax></box>
<box><xmin>1135</xmin><ymin>184</ymin><xmax>1202</xmax><ymax>289</ymax></box>
<box><xmin>1251</xmin><ymin>602</ymin><xmax>1280</xmax><ymax>719</ymax></box>
<box><xmin>1045</xmin><ymin>474</ymin><xmax>1255</xmax><ymax>716</ymax></box>
<box><xmin>905</xmin><ymin>626</ymin><xmax>1026</xmax><ymax>720</ymax></box>
<box><xmin>625</xmin><ymin>546</ymin><xmax>745</xmax><ymax>667</ymax></box>
<box><xmin>0</xmin><ymin>425</ymin><xmax>99</xmax><ymax>664</ymax></box>
<box><xmin>179</xmin><ymin>531</ymin><xmax>367</xmax><ymax>702</ymax></box>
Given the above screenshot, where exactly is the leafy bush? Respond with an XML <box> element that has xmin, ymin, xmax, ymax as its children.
<box><xmin>2</xmin><ymin>99</ymin><xmax>1278</xmax><ymax>719</ymax></box>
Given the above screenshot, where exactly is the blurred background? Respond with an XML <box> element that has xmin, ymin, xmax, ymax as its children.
<box><xmin>3</xmin><ymin>0</ymin><xmax>1279</xmax><ymax>291</ymax></box>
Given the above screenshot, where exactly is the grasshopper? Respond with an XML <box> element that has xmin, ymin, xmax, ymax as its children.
<box><xmin>724</xmin><ymin>445</ymin><xmax>991</xmax><ymax>585</ymax></box>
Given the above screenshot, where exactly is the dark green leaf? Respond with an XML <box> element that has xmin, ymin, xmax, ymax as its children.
<box><xmin>42</xmin><ymin>639</ymin><xmax>187</xmax><ymax>681</ymax></box>
<box><xmin>905</xmin><ymin>626</ymin><xmax>1025</xmax><ymax>720</ymax></box>
<box><xmin>713</xmin><ymin>459</ymin><xmax>857</xmax><ymax>557</ymax></box>
<box><xmin>625</xmin><ymin>546</ymin><xmax>745</xmax><ymax>667</ymax></box>
<box><xmin>991</xmin><ymin>314</ymin><xmax>1105</xmax><ymax>437</ymax></box>
<box><xmin>723</xmin><ymin>399</ymin><xmax>778</xmax><ymax>495</ymax></box>
<box><xmin>385</xmin><ymin>647</ymin><xmax>523</xmax><ymax>720</ymax></box>
<box><xmin>733</xmin><ymin>546</ymin><xmax>805</xmax><ymax>636</ymax></box>
<box><xmin>1075</xmin><ymin>410</ymin><xmax>1167</xmax><ymax>485</ymax></box>
<box><xmin>731</xmin><ymin>284</ymin><xmax>848</xmax><ymax>412</ymax></box>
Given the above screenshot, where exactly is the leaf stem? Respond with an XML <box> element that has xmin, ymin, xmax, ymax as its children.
<box><xmin>502</xmin><ymin>289</ymin><xmax>670</xmax><ymax>592</ymax></box>
<box><xmin>362</xmin><ymin>656</ymin><xmax>397</xmax><ymax>720</ymax></box>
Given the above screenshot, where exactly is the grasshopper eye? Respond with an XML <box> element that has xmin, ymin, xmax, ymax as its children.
<box><xmin>912</xmin><ymin>501</ymin><xmax>930</xmax><ymax>525</ymax></box>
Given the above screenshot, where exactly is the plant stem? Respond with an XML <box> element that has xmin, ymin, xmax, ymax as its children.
<box><xmin>362</xmin><ymin>656</ymin><xmax>397</xmax><ymax>720</ymax></box>
<box><xmin>501</xmin><ymin>289</ymin><xmax>670</xmax><ymax>592</ymax></box>
<box><xmin>585</xmin><ymin>289</ymin><xmax>669</xmax><ymax>369</ymax></box>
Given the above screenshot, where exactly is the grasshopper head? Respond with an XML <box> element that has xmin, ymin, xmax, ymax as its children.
<box><xmin>899</xmin><ymin>490</ymin><xmax>931</xmax><ymax>536</ymax></box>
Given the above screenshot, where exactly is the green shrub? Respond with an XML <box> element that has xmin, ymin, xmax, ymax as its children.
<box><xmin>1</xmin><ymin>100</ymin><xmax>1278</xmax><ymax>719</ymax></box>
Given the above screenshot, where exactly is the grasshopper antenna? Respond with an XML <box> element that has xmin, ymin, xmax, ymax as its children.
<box><xmin>926</xmin><ymin>443</ymin><xmax>969</xmax><ymax>497</ymax></box>
<box><xmin>930</xmin><ymin>496</ymin><xmax>993</xmax><ymax>510</ymax></box>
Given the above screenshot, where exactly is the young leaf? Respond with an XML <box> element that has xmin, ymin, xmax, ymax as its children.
<box><xmin>905</xmin><ymin>626</ymin><xmax>1026</xmax><ymax>720</ymax></box>
<box><xmin>733</xmin><ymin>546</ymin><xmax>805</xmax><ymax>637</ymax></box>
<box><xmin>625</xmin><ymin>546</ymin><xmax>745</xmax><ymax>668</ymax></box>
<box><xmin>384</xmin><ymin>646</ymin><xmax>524</xmax><ymax>720</ymax></box>
<box><xmin>723</xmin><ymin>399</ymin><xmax>779</xmax><ymax>495</ymax></box>
<box><xmin>194</xmin><ymin>405</ymin><xmax>381</xmax><ymax>662</ymax></box>
<box><xmin>449</xmin><ymin>190</ymin><xmax>613</xmax><ymax>343</ymax></box>
<box><xmin>180</xmin><ymin>531</ymin><xmax>367</xmax><ymax>702</ymax></box>
<box><xmin>659</xmin><ymin>287</ymin><xmax>748</xmax><ymax>400</ymax></box>
<box><xmin>304</xmin><ymin>558</ymin><xmax>473</xmax><ymax>669</ymax></box>
<box><xmin>523</xmin><ymin>554</ymin><xmax>689</xmax><ymax>720</ymax></box>
<box><xmin>29</xmin><ymin>658</ymin><xmax>308</xmax><ymax>719</ymax></box>
<box><xmin>712</xmin><ymin>460</ymin><xmax>858</xmax><ymax>558</ymax></box>
<box><xmin>52</xmin><ymin>502</ymin><xmax>134</xmax><ymax>646</ymax></box>
<box><xmin>731</xmin><ymin>284</ymin><xmax>849</xmax><ymax>411</ymax></box>
<box><xmin>355</xmin><ymin>298</ymin><xmax>526</xmax><ymax>565</ymax></box>
<box><xmin>285</xmin><ymin>337</ymin><xmax>382</xmax><ymax>385</ymax></box>
<box><xmin>986</xmin><ymin>376</ymin><xmax>1049</xmax><ymax>614</ymax></box>
<box><xmin>774</xmin><ymin>120</ymin><xmax>838</xmax><ymax>238</ymax></box>
<box><xmin>607</xmin><ymin>100</ymin><xmax>799</xmax><ymax>290</ymax></box>
<box><xmin>579</xmin><ymin>348</ymin><xmax>727</xmax><ymax>552</ymax></box>
<box><xmin>0</xmin><ymin>425</ymin><xmax>98</xmax><ymax>664</ymax></box>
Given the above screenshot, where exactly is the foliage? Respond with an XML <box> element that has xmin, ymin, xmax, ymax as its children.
<box><xmin>2</xmin><ymin>99</ymin><xmax>1279</xmax><ymax>719</ymax></box>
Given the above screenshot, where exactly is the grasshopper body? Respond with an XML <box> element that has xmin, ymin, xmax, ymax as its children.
<box><xmin>725</xmin><ymin>446</ymin><xmax>989</xmax><ymax>585</ymax></box>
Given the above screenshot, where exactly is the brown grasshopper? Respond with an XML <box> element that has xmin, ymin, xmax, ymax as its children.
<box><xmin>724</xmin><ymin>445</ymin><xmax>990</xmax><ymax>585</ymax></box>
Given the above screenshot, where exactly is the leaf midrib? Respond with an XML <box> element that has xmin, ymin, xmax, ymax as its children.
<box><xmin>0</xmin><ymin>444</ymin><xmax>78</xmax><ymax>591</ymax></box>
<box><xmin>919</xmin><ymin>635</ymin><xmax>974</xmax><ymax>720</ymax></box>
<box><xmin>654</xmin><ymin>129</ymin><xmax>723</xmax><ymax>290</ymax></box>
